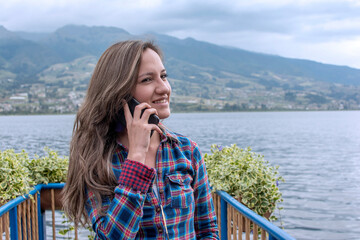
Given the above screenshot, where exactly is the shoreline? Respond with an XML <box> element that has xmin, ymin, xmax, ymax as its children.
<box><xmin>1</xmin><ymin>108</ymin><xmax>359</xmax><ymax>117</ymax></box>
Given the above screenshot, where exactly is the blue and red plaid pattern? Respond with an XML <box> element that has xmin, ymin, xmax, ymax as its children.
<box><xmin>118</xmin><ymin>160</ymin><xmax>156</xmax><ymax>193</ymax></box>
<box><xmin>85</xmin><ymin>124</ymin><xmax>219</xmax><ymax>239</ymax></box>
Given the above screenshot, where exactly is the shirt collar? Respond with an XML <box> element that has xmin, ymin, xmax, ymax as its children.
<box><xmin>158</xmin><ymin>122</ymin><xmax>180</xmax><ymax>144</ymax></box>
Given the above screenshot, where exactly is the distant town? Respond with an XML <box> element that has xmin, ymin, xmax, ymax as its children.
<box><xmin>1</xmin><ymin>80</ymin><xmax>359</xmax><ymax>115</ymax></box>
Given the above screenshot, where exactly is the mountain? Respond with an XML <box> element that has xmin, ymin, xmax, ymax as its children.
<box><xmin>153</xmin><ymin>33</ymin><xmax>360</xmax><ymax>86</ymax></box>
<box><xmin>0</xmin><ymin>26</ymin><xmax>19</xmax><ymax>39</ymax></box>
<box><xmin>1</xmin><ymin>24</ymin><xmax>360</xmax><ymax>85</ymax></box>
<box><xmin>0</xmin><ymin>24</ymin><xmax>359</xmax><ymax>114</ymax></box>
<box><xmin>14</xmin><ymin>31</ymin><xmax>50</xmax><ymax>42</ymax></box>
<box><xmin>42</xmin><ymin>25</ymin><xmax>132</xmax><ymax>61</ymax></box>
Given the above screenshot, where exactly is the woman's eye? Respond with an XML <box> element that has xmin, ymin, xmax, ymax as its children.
<box><xmin>161</xmin><ymin>74</ymin><xmax>168</xmax><ymax>80</ymax></box>
<box><xmin>141</xmin><ymin>78</ymin><xmax>152</xmax><ymax>83</ymax></box>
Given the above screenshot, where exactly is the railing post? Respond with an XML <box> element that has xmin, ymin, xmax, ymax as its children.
<box><xmin>37</xmin><ymin>190</ymin><xmax>46</xmax><ymax>240</ymax></box>
<box><xmin>9</xmin><ymin>206</ymin><xmax>18</xmax><ymax>240</ymax></box>
<box><xmin>220</xmin><ymin>197</ymin><xmax>228</xmax><ymax>240</ymax></box>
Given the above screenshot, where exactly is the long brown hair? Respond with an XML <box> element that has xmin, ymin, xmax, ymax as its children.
<box><xmin>62</xmin><ymin>40</ymin><xmax>163</xmax><ymax>226</ymax></box>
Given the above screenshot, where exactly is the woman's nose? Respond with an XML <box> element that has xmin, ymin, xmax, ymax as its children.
<box><xmin>155</xmin><ymin>77</ymin><xmax>170</xmax><ymax>94</ymax></box>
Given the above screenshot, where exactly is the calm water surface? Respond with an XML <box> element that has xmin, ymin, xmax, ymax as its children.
<box><xmin>1</xmin><ymin>111</ymin><xmax>359</xmax><ymax>240</ymax></box>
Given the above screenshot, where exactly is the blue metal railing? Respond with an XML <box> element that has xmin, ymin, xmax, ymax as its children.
<box><xmin>0</xmin><ymin>183</ymin><xmax>65</xmax><ymax>240</ymax></box>
<box><xmin>216</xmin><ymin>190</ymin><xmax>295</xmax><ymax>240</ymax></box>
<box><xmin>0</xmin><ymin>184</ymin><xmax>295</xmax><ymax>240</ymax></box>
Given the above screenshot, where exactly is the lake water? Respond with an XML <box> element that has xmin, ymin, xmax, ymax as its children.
<box><xmin>1</xmin><ymin>111</ymin><xmax>359</xmax><ymax>240</ymax></box>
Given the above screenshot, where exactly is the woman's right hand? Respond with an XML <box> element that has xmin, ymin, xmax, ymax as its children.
<box><xmin>123</xmin><ymin>101</ymin><xmax>162</xmax><ymax>164</ymax></box>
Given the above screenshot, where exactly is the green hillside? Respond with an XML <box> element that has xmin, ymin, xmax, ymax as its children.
<box><xmin>0</xmin><ymin>24</ymin><xmax>359</xmax><ymax>114</ymax></box>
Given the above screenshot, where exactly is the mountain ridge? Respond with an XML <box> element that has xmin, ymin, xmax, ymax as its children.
<box><xmin>0</xmin><ymin>24</ymin><xmax>359</xmax><ymax>114</ymax></box>
<box><xmin>1</xmin><ymin>24</ymin><xmax>359</xmax><ymax>84</ymax></box>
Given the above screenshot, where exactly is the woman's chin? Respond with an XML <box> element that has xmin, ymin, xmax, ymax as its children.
<box><xmin>158</xmin><ymin>110</ymin><xmax>171</xmax><ymax>120</ymax></box>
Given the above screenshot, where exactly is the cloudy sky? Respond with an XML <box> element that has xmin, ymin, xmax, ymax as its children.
<box><xmin>1</xmin><ymin>0</ymin><xmax>360</xmax><ymax>68</ymax></box>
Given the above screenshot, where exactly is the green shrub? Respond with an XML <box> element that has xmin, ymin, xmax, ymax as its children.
<box><xmin>204</xmin><ymin>144</ymin><xmax>284</xmax><ymax>220</ymax></box>
<box><xmin>25</xmin><ymin>147</ymin><xmax>69</xmax><ymax>184</ymax></box>
<box><xmin>0</xmin><ymin>149</ymin><xmax>34</xmax><ymax>204</ymax></box>
<box><xmin>0</xmin><ymin>148</ymin><xmax>68</xmax><ymax>204</ymax></box>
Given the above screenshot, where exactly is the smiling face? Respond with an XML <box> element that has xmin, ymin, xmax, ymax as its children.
<box><xmin>132</xmin><ymin>48</ymin><xmax>171</xmax><ymax>120</ymax></box>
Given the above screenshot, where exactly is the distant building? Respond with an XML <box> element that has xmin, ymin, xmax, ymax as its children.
<box><xmin>9</xmin><ymin>93</ymin><xmax>29</xmax><ymax>103</ymax></box>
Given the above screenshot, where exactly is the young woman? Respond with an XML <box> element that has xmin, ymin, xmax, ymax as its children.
<box><xmin>62</xmin><ymin>40</ymin><xmax>219</xmax><ymax>239</ymax></box>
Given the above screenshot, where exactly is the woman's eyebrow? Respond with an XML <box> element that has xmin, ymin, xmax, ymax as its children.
<box><xmin>138</xmin><ymin>69</ymin><xmax>166</xmax><ymax>78</ymax></box>
<box><xmin>138</xmin><ymin>72</ymin><xmax>153</xmax><ymax>79</ymax></box>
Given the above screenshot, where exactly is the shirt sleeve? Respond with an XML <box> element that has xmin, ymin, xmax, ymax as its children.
<box><xmin>85</xmin><ymin>159</ymin><xmax>156</xmax><ymax>240</ymax></box>
<box><xmin>191</xmin><ymin>143</ymin><xmax>220</xmax><ymax>239</ymax></box>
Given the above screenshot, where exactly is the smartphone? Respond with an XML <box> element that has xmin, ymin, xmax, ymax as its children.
<box><xmin>115</xmin><ymin>98</ymin><xmax>160</xmax><ymax>132</ymax></box>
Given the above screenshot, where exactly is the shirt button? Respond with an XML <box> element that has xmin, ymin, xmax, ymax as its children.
<box><xmin>156</xmin><ymin>207</ymin><xmax>161</xmax><ymax>213</ymax></box>
<box><xmin>158</xmin><ymin>228</ymin><xmax>163</xmax><ymax>234</ymax></box>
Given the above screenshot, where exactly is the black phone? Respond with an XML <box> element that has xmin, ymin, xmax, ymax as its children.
<box><xmin>115</xmin><ymin>98</ymin><xmax>160</xmax><ymax>132</ymax></box>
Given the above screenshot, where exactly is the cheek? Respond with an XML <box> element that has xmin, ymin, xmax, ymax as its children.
<box><xmin>132</xmin><ymin>86</ymin><xmax>148</xmax><ymax>102</ymax></box>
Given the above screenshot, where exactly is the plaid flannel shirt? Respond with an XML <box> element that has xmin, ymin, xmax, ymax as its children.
<box><xmin>85</xmin><ymin>125</ymin><xmax>219</xmax><ymax>239</ymax></box>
